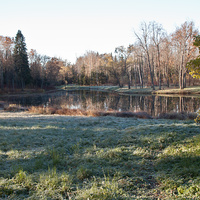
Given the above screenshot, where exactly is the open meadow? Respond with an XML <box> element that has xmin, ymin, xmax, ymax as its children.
<box><xmin>0</xmin><ymin>111</ymin><xmax>200</xmax><ymax>199</ymax></box>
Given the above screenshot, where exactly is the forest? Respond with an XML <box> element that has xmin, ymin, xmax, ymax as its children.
<box><xmin>0</xmin><ymin>20</ymin><xmax>200</xmax><ymax>91</ymax></box>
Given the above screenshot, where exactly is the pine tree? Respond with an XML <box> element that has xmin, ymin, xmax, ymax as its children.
<box><xmin>13</xmin><ymin>30</ymin><xmax>31</xmax><ymax>90</ymax></box>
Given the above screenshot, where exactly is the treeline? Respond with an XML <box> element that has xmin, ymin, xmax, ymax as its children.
<box><xmin>0</xmin><ymin>21</ymin><xmax>200</xmax><ymax>91</ymax></box>
<box><xmin>0</xmin><ymin>30</ymin><xmax>69</xmax><ymax>91</ymax></box>
<box><xmin>70</xmin><ymin>21</ymin><xmax>200</xmax><ymax>89</ymax></box>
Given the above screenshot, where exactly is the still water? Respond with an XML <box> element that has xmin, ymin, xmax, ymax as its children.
<box><xmin>1</xmin><ymin>90</ymin><xmax>200</xmax><ymax>117</ymax></box>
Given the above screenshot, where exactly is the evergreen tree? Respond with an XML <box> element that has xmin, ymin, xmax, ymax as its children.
<box><xmin>13</xmin><ymin>30</ymin><xmax>31</xmax><ymax>89</ymax></box>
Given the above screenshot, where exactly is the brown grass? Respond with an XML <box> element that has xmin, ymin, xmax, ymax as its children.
<box><xmin>3</xmin><ymin>104</ymin><xmax>28</xmax><ymax>112</ymax></box>
<box><xmin>28</xmin><ymin>106</ymin><xmax>153</xmax><ymax>119</ymax></box>
<box><xmin>28</xmin><ymin>106</ymin><xmax>92</xmax><ymax>116</ymax></box>
<box><xmin>28</xmin><ymin>106</ymin><xmax>197</xmax><ymax>120</ymax></box>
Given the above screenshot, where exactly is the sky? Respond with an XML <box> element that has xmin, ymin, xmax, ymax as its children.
<box><xmin>1</xmin><ymin>0</ymin><xmax>200</xmax><ymax>63</ymax></box>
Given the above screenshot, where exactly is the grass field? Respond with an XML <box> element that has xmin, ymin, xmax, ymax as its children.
<box><xmin>0</xmin><ymin>112</ymin><xmax>200</xmax><ymax>199</ymax></box>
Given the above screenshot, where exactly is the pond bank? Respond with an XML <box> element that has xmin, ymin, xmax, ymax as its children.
<box><xmin>26</xmin><ymin>106</ymin><xmax>197</xmax><ymax>120</ymax></box>
<box><xmin>61</xmin><ymin>85</ymin><xmax>200</xmax><ymax>96</ymax></box>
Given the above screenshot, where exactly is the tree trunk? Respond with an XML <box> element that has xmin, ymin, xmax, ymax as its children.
<box><xmin>0</xmin><ymin>61</ymin><xmax>4</xmax><ymax>90</ymax></box>
<box><xmin>179</xmin><ymin>66</ymin><xmax>183</xmax><ymax>89</ymax></box>
<box><xmin>134</xmin><ymin>65</ymin><xmax>137</xmax><ymax>89</ymax></box>
<box><xmin>12</xmin><ymin>78</ymin><xmax>15</xmax><ymax>91</ymax></box>
<box><xmin>147</xmin><ymin>52</ymin><xmax>155</xmax><ymax>90</ymax></box>
<box><xmin>127</xmin><ymin>71</ymin><xmax>131</xmax><ymax>89</ymax></box>
<box><xmin>21</xmin><ymin>78</ymin><xmax>25</xmax><ymax>91</ymax></box>
<box><xmin>159</xmin><ymin>69</ymin><xmax>161</xmax><ymax>90</ymax></box>
<box><xmin>183</xmin><ymin>71</ymin><xmax>186</xmax><ymax>88</ymax></box>
<box><xmin>157</xmin><ymin>47</ymin><xmax>161</xmax><ymax>90</ymax></box>
<box><xmin>138</xmin><ymin>61</ymin><xmax>143</xmax><ymax>88</ymax></box>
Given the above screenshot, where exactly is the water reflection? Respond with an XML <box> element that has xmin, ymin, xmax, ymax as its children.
<box><xmin>63</xmin><ymin>91</ymin><xmax>200</xmax><ymax>117</ymax></box>
<box><xmin>1</xmin><ymin>90</ymin><xmax>200</xmax><ymax>117</ymax></box>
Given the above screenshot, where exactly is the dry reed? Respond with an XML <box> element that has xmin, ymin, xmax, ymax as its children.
<box><xmin>4</xmin><ymin>104</ymin><xmax>28</xmax><ymax>112</ymax></box>
<box><xmin>28</xmin><ymin>106</ymin><xmax>153</xmax><ymax>119</ymax></box>
<box><xmin>28</xmin><ymin>106</ymin><xmax>197</xmax><ymax>120</ymax></box>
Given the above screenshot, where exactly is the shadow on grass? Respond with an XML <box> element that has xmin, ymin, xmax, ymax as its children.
<box><xmin>156</xmin><ymin>155</ymin><xmax>200</xmax><ymax>179</ymax></box>
<box><xmin>155</xmin><ymin>155</ymin><xmax>200</xmax><ymax>197</ymax></box>
<box><xmin>0</xmin><ymin>114</ymin><xmax>200</xmax><ymax>198</ymax></box>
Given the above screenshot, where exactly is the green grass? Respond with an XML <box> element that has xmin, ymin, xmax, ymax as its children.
<box><xmin>0</xmin><ymin>112</ymin><xmax>200</xmax><ymax>199</ymax></box>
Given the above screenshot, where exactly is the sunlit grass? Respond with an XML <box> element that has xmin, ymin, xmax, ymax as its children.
<box><xmin>63</xmin><ymin>85</ymin><xmax>200</xmax><ymax>96</ymax></box>
<box><xmin>0</xmin><ymin>112</ymin><xmax>199</xmax><ymax>199</ymax></box>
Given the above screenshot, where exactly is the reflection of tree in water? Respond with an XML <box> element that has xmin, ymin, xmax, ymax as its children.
<box><xmin>58</xmin><ymin>91</ymin><xmax>200</xmax><ymax>117</ymax></box>
<box><xmin>74</xmin><ymin>92</ymin><xmax>199</xmax><ymax>116</ymax></box>
<box><xmin>1</xmin><ymin>90</ymin><xmax>200</xmax><ymax>117</ymax></box>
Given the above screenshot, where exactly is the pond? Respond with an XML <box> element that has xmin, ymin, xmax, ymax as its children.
<box><xmin>1</xmin><ymin>90</ymin><xmax>200</xmax><ymax>117</ymax></box>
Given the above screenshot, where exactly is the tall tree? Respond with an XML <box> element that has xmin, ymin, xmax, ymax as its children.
<box><xmin>29</xmin><ymin>49</ymin><xmax>43</xmax><ymax>88</ymax></box>
<box><xmin>105</xmin><ymin>53</ymin><xmax>123</xmax><ymax>87</ymax></box>
<box><xmin>171</xmin><ymin>21</ymin><xmax>198</xmax><ymax>89</ymax></box>
<box><xmin>151</xmin><ymin>21</ymin><xmax>166</xmax><ymax>90</ymax></box>
<box><xmin>115</xmin><ymin>45</ymin><xmax>133</xmax><ymax>89</ymax></box>
<box><xmin>13</xmin><ymin>30</ymin><xmax>31</xmax><ymax>90</ymax></box>
<box><xmin>134</xmin><ymin>22</ymin><xmax>155</xmax><ymax>90</ymax></box>
<box><xmin>0</xmin><ymin>36</ymin><xmax>14</xmax><ymax>90</ymax></box>
<box><xmin>187</xmin><ymin>35</ymin><xmax>200</xmax><ymax>79</ymax></box>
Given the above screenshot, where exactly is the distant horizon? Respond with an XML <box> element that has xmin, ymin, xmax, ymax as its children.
<box><xmin>1</xmin><ymin>0</ymin><xmax>200</xmax><ymax>63</ymax></box>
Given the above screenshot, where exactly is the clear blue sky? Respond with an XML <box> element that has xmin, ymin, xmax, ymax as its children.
<box><xmin>1</xmin><ymin>0</ymin><xmax>200</xmax><ymax>63</ymax></box>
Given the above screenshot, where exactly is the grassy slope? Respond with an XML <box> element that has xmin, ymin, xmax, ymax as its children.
<box><xmin>0</xmin><ymin>112</ymin><xmax>200</xmax><ymax>199</ymax></box>
<box><xmin>61</xmin><ymin>85</ymin><xmax>200</xmax><ymax>96</ymax></box>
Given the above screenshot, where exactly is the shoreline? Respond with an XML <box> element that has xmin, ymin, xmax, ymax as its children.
<box><xmin>1</xmin><ymin>85</ymin><xmax>200</xmax><ymax>97</ymax></box>
<box><xmin>61</xmin><ymin>85</ymin><xmax>200</xmax><ymax>96</ymax></box>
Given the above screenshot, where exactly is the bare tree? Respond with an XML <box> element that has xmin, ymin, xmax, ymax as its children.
<box><xmin>171</xmin><ymin>21</ymin><xmax>199</xmax><ymax>89</ymax></box>
<box><xmin>134</xmin><ymin>22</ymin><xmax>155</xmax><ymax>90</ymax></box>
<box><xmin>151</xmin><ymin>21</ymin><xmax>166</xmax><ymax>89</ymax></box>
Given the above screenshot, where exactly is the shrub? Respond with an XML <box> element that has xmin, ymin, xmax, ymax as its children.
<box><xmin>158</xmin><ymin>112</ymin><xmax>197</xmax><ymax>120</ymax></box>
<box><xmin>194</xmin><ymin>110</ymin><xmax>200</xmax><ymax>123</ymax></box>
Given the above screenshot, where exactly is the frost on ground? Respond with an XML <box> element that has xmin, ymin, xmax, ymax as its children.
<box><xmin>0</xmin><ymin>112</ymin><xmax>200</xmax><ymax>199</ymax></box>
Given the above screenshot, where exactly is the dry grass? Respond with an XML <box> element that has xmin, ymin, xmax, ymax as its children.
<box><xmin>28</xmin><ymin>106</ymin><xmax>93</xmax><ymax>116</ymax></box>
<box><xmin>3</xmin><ymin>104</ymin><xmax>28</xmax><ymax>112</ymax></box>
<box><xmin>28</xmin><ymin>106</ymin><xmax>197</xmax><ymax>120</ymax></box>
<box><xmin>28</xmin><ymin>106</ymin><xmax>153</xmax><ymax>119</ymax></box>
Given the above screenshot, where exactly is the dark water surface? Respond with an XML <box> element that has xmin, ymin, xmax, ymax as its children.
<box><xmin>1</xmin><ymin>90</ymin><xmax>200</xmax><ymax>117</ymax></box>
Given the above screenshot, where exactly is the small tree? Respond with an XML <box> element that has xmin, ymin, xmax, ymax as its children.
<box><xmin>13</xmin><ymin>30</ymin><xmax>31</xmax><ymax>90</ymax></box>
<box><xmin>187</xmin><ymin>35</ymin><xmax>200</xmax><ymax>79</ymax></box>
<box><xmin>187</xmin><ymin>35</ymin><xmax>200</xmax><ymax>123</ymax></box>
